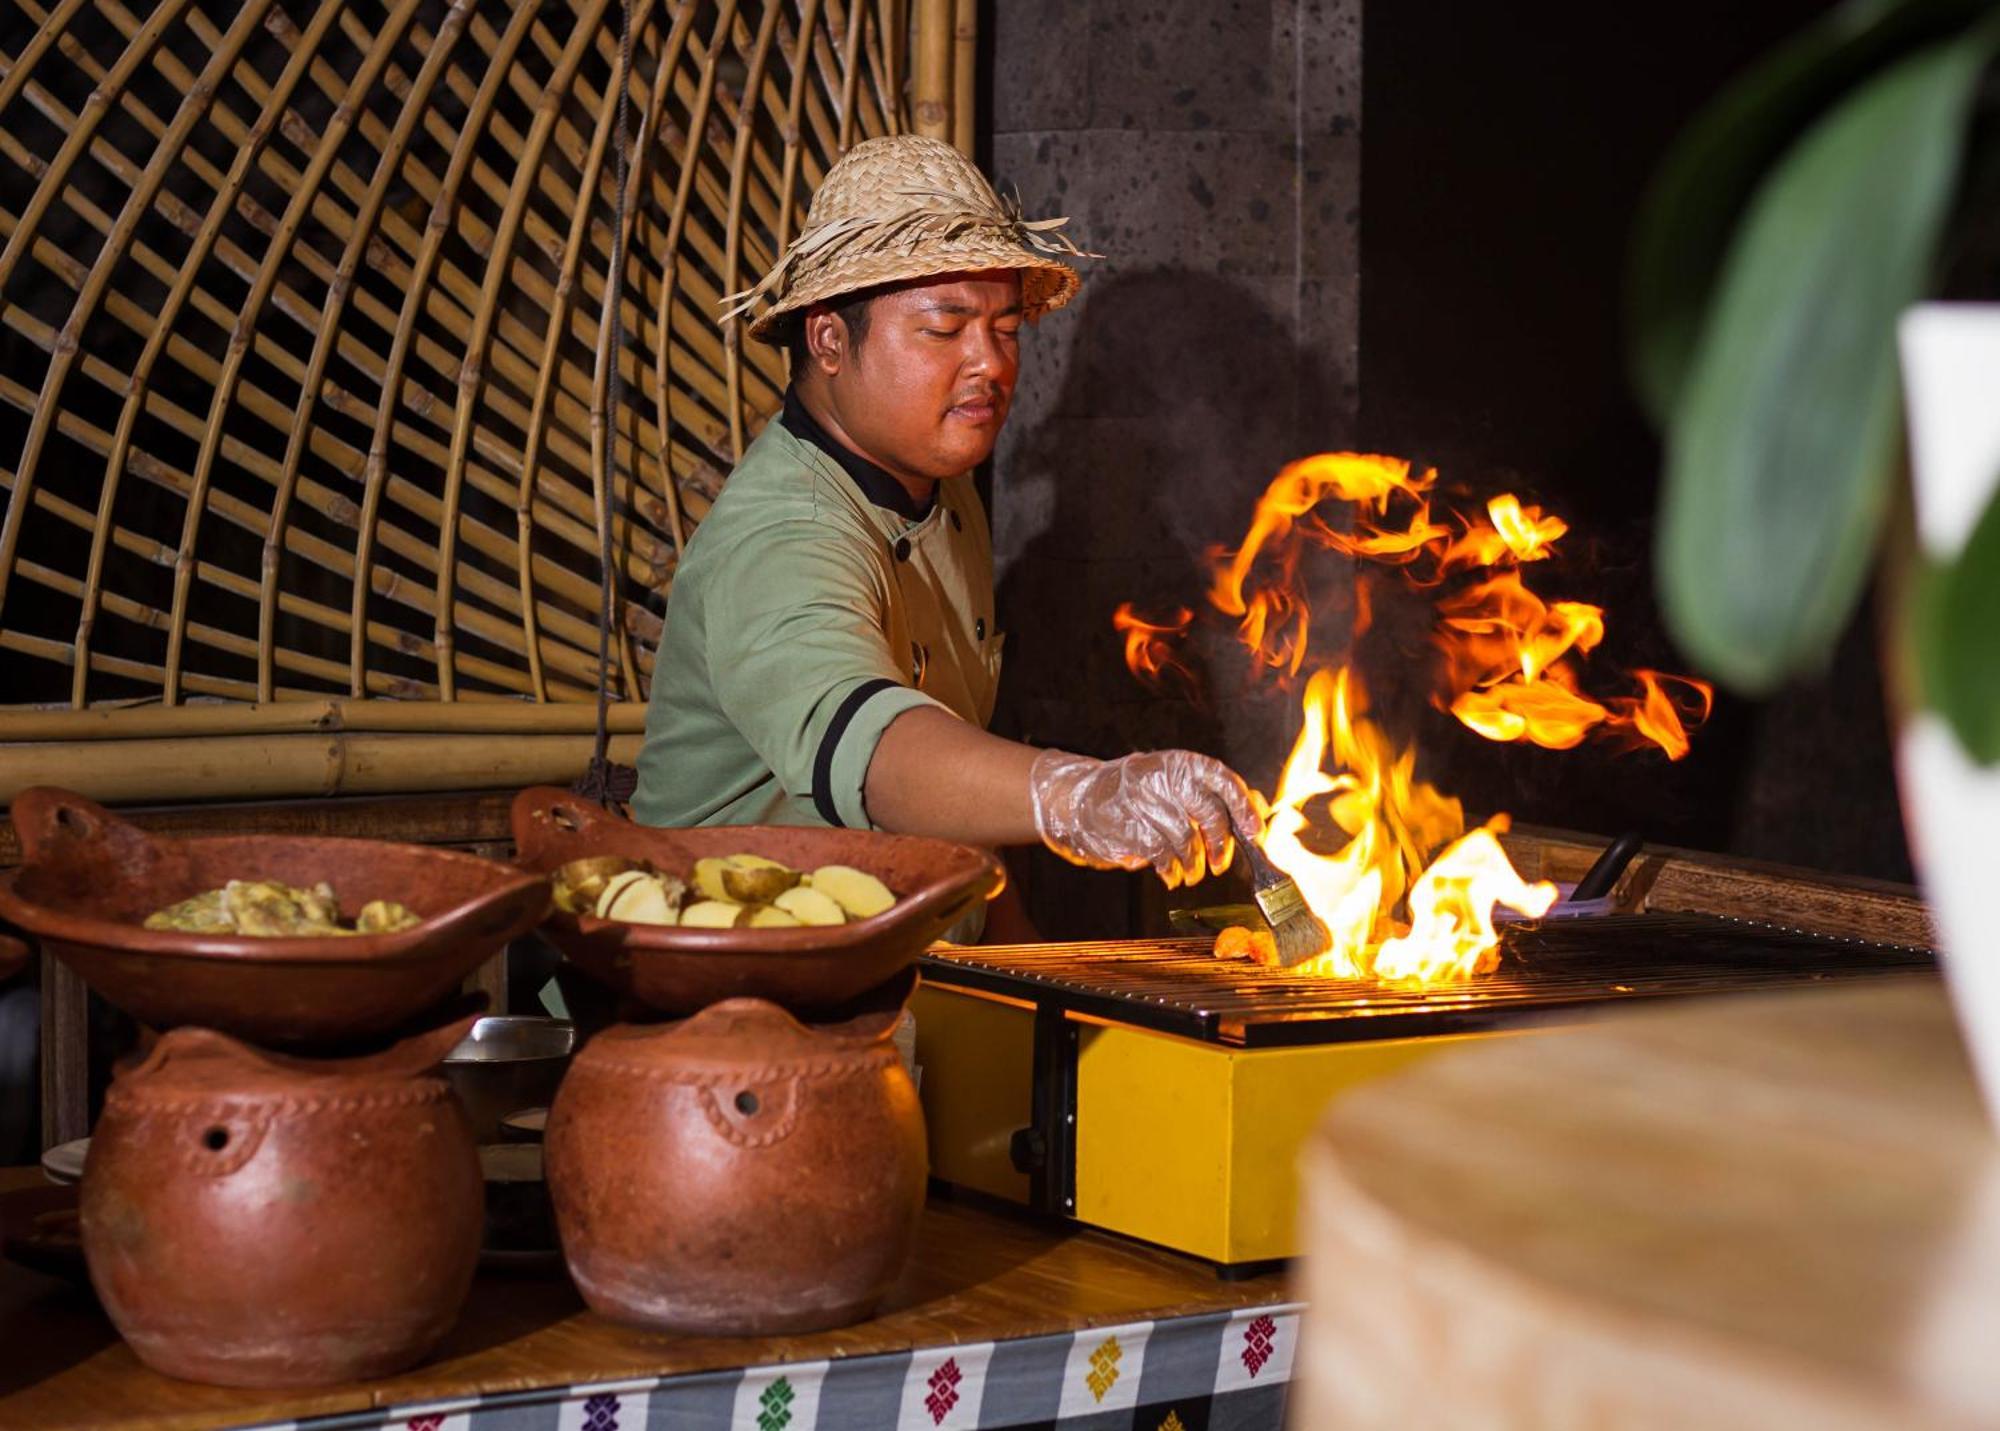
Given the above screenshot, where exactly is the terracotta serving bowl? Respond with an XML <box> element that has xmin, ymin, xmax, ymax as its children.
<box><xmin>511</xmin><ymin>787</ymin><xmax>1001</xmax><ymax>1016</ymax></box>
<box><xmin>0</xmin><ymin>787</ymin><xmax>549</xmax><ymax>1048</ymax></box>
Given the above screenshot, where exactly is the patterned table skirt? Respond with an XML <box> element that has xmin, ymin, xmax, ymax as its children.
<box><xmin>257</xmin><ymin>1303</ymin><xmax>1300</xmax><ymax>1431</ymax></box>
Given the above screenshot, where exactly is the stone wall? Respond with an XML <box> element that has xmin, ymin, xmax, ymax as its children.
<box><xmin>983</xmin><ymin>0</ymin><xmax>1365</xmax><ymax>937</ymax></box>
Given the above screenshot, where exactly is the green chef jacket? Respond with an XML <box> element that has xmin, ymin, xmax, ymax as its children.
<box><xmin>632</xmin><ymin>391</ymin><xmax>1002</xmax><ymax>830</ymax></box>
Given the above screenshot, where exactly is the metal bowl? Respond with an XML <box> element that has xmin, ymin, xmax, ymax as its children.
<box><xmin>443</xmin><ymin>1016</ymin><xmax>575</xmax><ymax>1143</ymax></box>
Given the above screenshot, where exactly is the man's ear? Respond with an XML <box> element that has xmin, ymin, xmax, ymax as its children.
<box><xmin>802</xmin><ymin>306</ymin><xmax>847</xmax><ymax>375</ymax></box>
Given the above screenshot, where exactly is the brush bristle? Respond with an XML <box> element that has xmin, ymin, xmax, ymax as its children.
<box><xmin>1269</xmin><ymin>907</ymin><xmax>1332</xmax><ymax>965</ymax></box>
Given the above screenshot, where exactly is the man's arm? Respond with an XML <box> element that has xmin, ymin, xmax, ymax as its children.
<box><xmin>863</xmin><ymin>705</ymin><xmax>1040</xmax><ymax>843</ymax></box>
<box><xmin>864</xmin><ymin>706</ymin><xmax>1262</xmax><ymax>888</ymax></box>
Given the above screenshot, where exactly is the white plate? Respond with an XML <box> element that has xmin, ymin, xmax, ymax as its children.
<box><xmin>40</xmin><ymin>1138</ymin><xmax>88</xmax><ymax>1185</ymax></box>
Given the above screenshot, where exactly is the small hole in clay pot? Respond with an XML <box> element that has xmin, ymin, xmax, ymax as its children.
<box><xmin>554</xmin><ymin>806</ymin><xmax>580</xmax><ymax>831</ymax></box>
<box><xmin>56</xmin><ymin>807</ymin><xmax>85</xmax><ymax>832</ymax></box>
<box><xmin>733</xmin><ymin>1091</ymin><xmax>759</xmax><ymax>1115</ymax></box>
<box><xmin>202</xmin><ymin>1127</ymin><xmax>229</xmax><ymax>1152</ymax></box>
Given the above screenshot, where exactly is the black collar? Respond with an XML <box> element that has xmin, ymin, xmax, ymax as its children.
<box><xmin>780</xmin><ymin>386</ymin><xmax>936</xmax><ymax>523</ymax></box>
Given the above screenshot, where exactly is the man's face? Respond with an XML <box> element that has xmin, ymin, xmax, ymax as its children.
<box><xmin>803</xmin><ymin>270</ymin><xmax>1023</xmax><ymax>483</ymax></box>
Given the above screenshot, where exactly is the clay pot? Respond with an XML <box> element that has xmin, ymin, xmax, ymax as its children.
<box><xmin>512</xmin><ymin>787</ymin><xmax>1000</xmax><ymax>1016</ymax></box>
<box><xmin>81</xmin><ymin>1016</ymin><xmax>482</xmax><ymax>1386</ymax></box>
<box><xmin>0</xmin><ymin>786</ymin><xmax>549</xmax><ymax>1049</ymax></box>
<box><xmin>546</xmin><ymin>999</ymin><xmax>926</xmax><ymax>1334</ymax></box>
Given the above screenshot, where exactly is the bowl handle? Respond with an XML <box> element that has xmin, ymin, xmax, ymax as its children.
<box><xmin>510</xmin><ymin>785</ymin><xmax>631</xmax><ymax>867</ymax></box>
<box><xmin>9</xmin><ymin>786</ymin><xmax>156</xmax><ymax>870</ymax></box>
<box><xmin>419</xmin><ymin>874</ymin><xmax>552</xmax><ymax>954</ymax></box>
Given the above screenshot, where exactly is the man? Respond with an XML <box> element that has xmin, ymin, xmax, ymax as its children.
<box><xmin>634</xmin><ymin>135</ymin><xmax>1258</xmax><ymax>898</ymax></box>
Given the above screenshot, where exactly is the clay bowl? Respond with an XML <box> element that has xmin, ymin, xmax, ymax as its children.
<box><xmin>0</xmin><ymin>787</ymin><xmax>549</xmax><ymax>1049</ymax></box>
<box><xmin>511</xmin><ymin>786</ymin><xmax>1001</xmax><ymax>1016</ymax></box>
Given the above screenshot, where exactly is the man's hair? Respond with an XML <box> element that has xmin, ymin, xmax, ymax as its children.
<box><xmin>785</xmin><ymin>287</ymin><xmax>877</xmax><ymax>370</ymax></box>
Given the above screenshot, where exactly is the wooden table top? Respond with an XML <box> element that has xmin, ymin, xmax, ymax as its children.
<box><xmin>1297</xmin><ymin>974</ymin><xmax>2000</xmax><ymax>1429</ymax></box>
<box><xmin>0</xmin><ymin>1179</ymin><xmax>1286</xmax><ymax>1430</ymax></box>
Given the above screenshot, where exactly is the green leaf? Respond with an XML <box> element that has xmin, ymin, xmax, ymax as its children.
<box><xmin>1656</xmin><ymin>31</ymin><xmax>1995</xmax><ymax>696</ymax></box>
<box><xmin>1920</xmin><ymin>479</ymin><xmax>2000</xmax><ymax>763</ymax></box>
<box><xmin>1627</xmin><ymin>0</ymin><xmax>1992</xmax><ymax>424</ymax></box>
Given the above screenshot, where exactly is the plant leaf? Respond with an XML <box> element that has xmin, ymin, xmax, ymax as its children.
<box><xmin>1657</xmin><ymin>30</ymin><xmax>1995</xmax><ymax>696</ymax></box>
<box><xmin>1921</xmin><ymin>478</ymin><xmax>2000</xmax><ymax>763</ymax></box>
<box><xmin>1627</xmin><ymin>0</ymin><xmax>1992</xmax><ymax>425</ymax></box>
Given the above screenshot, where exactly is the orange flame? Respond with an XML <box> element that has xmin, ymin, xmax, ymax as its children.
<box><xmin>1211</xmin><ymin>454</ymin><xmax>1712</xmax><ymax>759</ymax></box>
<box><xmin>1124</xmin><ymin>450</ymin><xmax>1712</xmax><ymax>989</ymax></box>
<box><xmin>1113</xmin><ymin>603</ymin><xmax>1198</xmax><ymax>699</ymax></box>
<box><xmin>1258</xmin><ymin>667</ymin><xmax>1556</xmax><ymax>983</ymax></box>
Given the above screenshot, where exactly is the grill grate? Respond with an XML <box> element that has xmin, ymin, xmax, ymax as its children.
<box><xmin>921</xmin><ymin>912</ymin><xmax>1934</xmax><ymax>1047</ymax></box>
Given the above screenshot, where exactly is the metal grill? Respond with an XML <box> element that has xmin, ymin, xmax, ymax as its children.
<box><xmin>921</xmin><ymin>912</ymin><xmax>1935</xmax><ymax>1048</ymax></box>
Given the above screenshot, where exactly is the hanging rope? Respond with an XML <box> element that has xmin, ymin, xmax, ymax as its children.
<box><xmin>573</xmin><ymin>0</ymin><xmax>640</xmax><ymax>809</ymax></box>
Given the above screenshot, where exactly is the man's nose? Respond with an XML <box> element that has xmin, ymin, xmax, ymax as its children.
<box><xmin>963</xmin><ymin>324</ymin><xmax>1014</xmax><ymax>380</ymax></box>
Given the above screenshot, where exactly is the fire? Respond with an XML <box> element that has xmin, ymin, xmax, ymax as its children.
<box><xmin>1206</xmin><ymin>456</ymin><xmax>1712</xmax><ymax>759</ymax></box>
<box><xmin>1112</xmin><ymin>449</ymin><xmax>1712</xmax><ymax>990</ymax></box>
<box><xmin>1259</xmin><ymin>667</ymin><xmax>1556</xmax><ymax>983</ymax></box>
<box><xmin>1112</xmin><ymin>603</ymin><xmax>1198</xmax><ymax>699</ymax></box>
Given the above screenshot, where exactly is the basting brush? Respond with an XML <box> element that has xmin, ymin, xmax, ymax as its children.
<box><xmin>1233</xmin><ymin>820</ymin><xmax>1332</xmax><ymax>966</ymax></box>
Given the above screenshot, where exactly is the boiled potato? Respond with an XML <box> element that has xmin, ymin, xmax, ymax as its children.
<box><xmin>553</xmin><ymin>855</ymin><xmax>644</xmax><ymax>914</ymax></box>
<box><xmin>680</xmin><ymin>899</ymin><xmax>749</xmax><ymax>929</ymax></box>
<box><xmin>728</xmin><ymin>853</ymin><xmax>789</xmax><ymax>871</ymax></box>
<box><xmin>773</xmin><ymin>885</ymin><xmax>846</xmax><ymax>927</ymax></box>
<box><xmin>692</xmin><ymin>858</ymin><xmax>735</xmax><ymax>903</ymax></box>
<box><xmin>807</xmin><ymin>865</ymin><xmax>896</xmax><ymax>919</ymax></box>
<box><xmin>595</xmin><ymin>869</ymin><xmax>652</xmax><ymax>919</ymax></box>
<box><xmin>746</xmin><ymin>905</ymin><xmax>802</xmax><ymax>928</ymax></box>
<box><xmin>605</xmin><ymin>876</ymin><xmax>679</xmax><ymax>926</ymax></box>
<box><xmin>720</xmin><ymin>860</ymin><xmax>799</xmax><ymax>904</ymax></box>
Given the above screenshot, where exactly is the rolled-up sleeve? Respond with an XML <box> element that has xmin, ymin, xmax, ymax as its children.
<box><xmin>703</xmin><ymin>519</ymin><xmax>943</xmax><ymax>829</ymax></box>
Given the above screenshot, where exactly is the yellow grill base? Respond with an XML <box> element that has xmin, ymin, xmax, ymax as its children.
<box><xmin>913</xmin><ymin>981</ymin><xmax>1525</xmax><ymax>1265</ymax></box>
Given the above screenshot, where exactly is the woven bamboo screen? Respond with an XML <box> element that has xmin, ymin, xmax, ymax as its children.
<box><xmin>0</xmin><ymin>0</ymin><xmax>973</xmax><ymax>802</ymax></box>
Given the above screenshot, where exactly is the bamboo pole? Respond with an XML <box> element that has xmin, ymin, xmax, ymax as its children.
<box><xmin>912</xmin><ymin>0</ymin><xmax>952</xmax><ymax>140</ymax></box>
<box><xmin>0</xmin><ymin>732</ymin><xmax>646</xmax><ymax>806</ymax></box>
<box><xmin>952</xmin><ymin>0</ymin><xmax>976</xmax><ymax>157</ymax></box>
<box><xmin>0</xmin><ymin>701</ymin><xmax>648</xmax><ymax>743</ymax></box>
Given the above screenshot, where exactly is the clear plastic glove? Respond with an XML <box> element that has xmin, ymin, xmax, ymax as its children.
<box><xmin>1029</xmin><ymin>748</ymin><xmax>1264</xmax><ymax>889</ymax></box>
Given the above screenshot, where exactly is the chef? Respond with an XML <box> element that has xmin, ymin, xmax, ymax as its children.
<box><xmin>633</xmin><ymin>134</ymin><xmax>1259</xmax><ymax>903</ymax></box>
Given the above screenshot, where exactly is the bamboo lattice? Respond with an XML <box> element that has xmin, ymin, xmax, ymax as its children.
<box><xmin>0</xmin><ymin>0</ymin><xmax>965</xmax><ymax>799</ymax></box>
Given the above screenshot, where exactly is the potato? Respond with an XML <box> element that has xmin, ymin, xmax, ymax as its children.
<box><xmin>720</xmin><ymin>861</ymin><xmax>800</xmax><ymax>904</ymax></box>
<box><xmin>807</xmin><ymin>865</ymin><xmax>896</xmax><ymax>919</ymax></box>
<box><xmin>605</xmin><ymin>876</ymin><xmax>679</xmax><ymax>926</ymax></box>
<box><xmin>595</xmin><ymin>869</ymin><xmax>652</xmax><ymax>919</ymax></box>
<box><xmin>728</xmin><ymin>853</ymin><xmax>789</xmax><ymax>871</ymax></box>
<box><xmin>692</xmin><ymin>858</ymin><xmax>736</xmax><ymax>903</ymax></box>
<box><xmin>553</xmin><ymin>855</ymin><xmax>645</xmax><ymax>914</ymax></box>
<box><xmin>773</xmin><ymin>886</ymin><xmax>846</xmax><ymax>927</ymax></box>
<box><xmin>680</xmin><ymin>899</ymin><xmax>749</xmax><ymax>929</ymax></box>
<box><xmin>746</xmin><ymin>905</ymin><xmax>802</xmax><ymax>928</ymax></box>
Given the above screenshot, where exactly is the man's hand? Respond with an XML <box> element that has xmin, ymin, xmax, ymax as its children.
<box><xmin>1029</xmin><ymin>749</ymin><xmax>1263</xmax><ymax>889</ymax></box>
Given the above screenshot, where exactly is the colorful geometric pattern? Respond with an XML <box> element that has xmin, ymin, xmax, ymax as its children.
<box><xmin>1084</xmin><ymin>1335</ymin><xmax>1121</xmax><ymax>1402</ymax></box>
<box><xmin>925</xmin><ymin>1355</ymin><xmax>963</xmax><ymax>1424</ymax></box>
<box><xmin>757</xmin><ymin>1377</ymin><xmax>794</xmax><ymax>1431</ymax></box>
<box><xmin>1241</xmin><ymin>1314</ymin><xmax>1276</xmax><ymax>1377</ymax></box>
<box><xmin>259</xmin><ymin>1302</ymin><xmax>1300</xmax><ymax>1431</ymax></box>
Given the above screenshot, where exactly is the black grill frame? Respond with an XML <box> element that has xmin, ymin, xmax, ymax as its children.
<box><xmin>920</xmin><ymin>913</ymin><xmax>1935</xmax><ymax>1048</ymax></box>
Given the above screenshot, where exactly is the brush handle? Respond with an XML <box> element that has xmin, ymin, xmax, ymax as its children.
<box><xmin>1239</xmin><ymin>830</ymin><xmax>1285</xmax><ymax>893</ymax></box>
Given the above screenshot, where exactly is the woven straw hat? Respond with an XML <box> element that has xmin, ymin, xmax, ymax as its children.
<box><xmin>724</xmin><ymin>134</ymin><xmax>1093</xmax><ymax>344</ymax></box>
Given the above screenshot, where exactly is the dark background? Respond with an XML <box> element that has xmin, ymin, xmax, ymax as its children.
<box><xmin>981</xmin><ymin>0</ymin><xmax>1913</xmax><ymax>940</ymax></box>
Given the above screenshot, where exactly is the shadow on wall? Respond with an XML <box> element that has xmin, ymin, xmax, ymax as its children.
<box><xmin>990</xmin><ymin>268</ymin><xmax>1355</xmax><ymax>941</ymax></box>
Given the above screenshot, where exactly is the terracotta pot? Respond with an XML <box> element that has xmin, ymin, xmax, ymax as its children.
<box><xmin>0</xmin><ymin>786</ymin><xmax>549</xmax><ymax>1048</ymax></box>
<box><xmin>546</xmin><ymin>998</ymin><xmax>926</xmax><ymax>1334</ymax></box>
<box><xmin>512</xmin><ymin>787</ymin><xmax>1000</xmax><ymax>1017</ymax></box>
<box><xmin>81</xmin><ymin>1016</ymin><xmax>483</xmax><ymax>1386</ymax></box>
